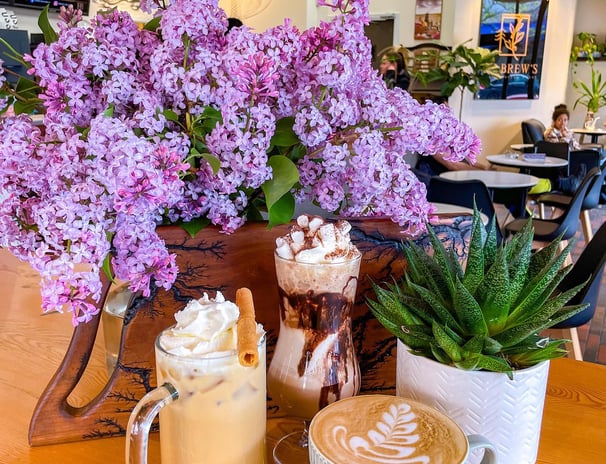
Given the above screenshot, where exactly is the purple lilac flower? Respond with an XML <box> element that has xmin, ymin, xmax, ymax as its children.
<box><xmin>0</xmin><ymin>0</ymin><xmax>481</xmax><ymax>324</ymax></box>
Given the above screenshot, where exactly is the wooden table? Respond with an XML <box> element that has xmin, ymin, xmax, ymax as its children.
<box><xmin>2</xmin><ymin>249</ymin><xmax>606</xmax><ymax>463</ymax></box>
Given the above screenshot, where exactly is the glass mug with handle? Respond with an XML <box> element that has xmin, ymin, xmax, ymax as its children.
<box><xmin>126</xmin><ymin>292</ymin><xmax>267</xmax><ymax>464</ymax></box>
<box><xmin>308</xmin><ymin>395</ymin><xmax>497</xmax><ymax>464</ymax></box>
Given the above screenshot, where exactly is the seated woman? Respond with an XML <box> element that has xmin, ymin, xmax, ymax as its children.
<box><xmin>543</xmin><ymin>104</ymin><xmax>581</xmax><ymax>150</ymax></box>
<box><xmin>378</xmin><ymin>49</ymin><xmax>410</xmax><ymax>91</ymax></box>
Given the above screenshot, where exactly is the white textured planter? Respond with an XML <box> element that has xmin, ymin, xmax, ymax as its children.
<box><xmin>396</xmin><ymin>341</ymin><xmax>550</xmax><ymax>464</ymax></box>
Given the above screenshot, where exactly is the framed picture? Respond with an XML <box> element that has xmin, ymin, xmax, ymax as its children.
<box><xmin>414</xmin><ymin>0</ymin><xmax>443</xmax><ymax>40</ymax></box>
<box><xmin>476</xmin><ymin>0</ymin><xmax>550</xmax><ymax>100</ymax></box>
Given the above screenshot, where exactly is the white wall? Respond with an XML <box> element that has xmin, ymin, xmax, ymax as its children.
<box><xmin>565</xmin><ymin>0</ymin><xmax>606</xmax><ymax>130</ymax></box>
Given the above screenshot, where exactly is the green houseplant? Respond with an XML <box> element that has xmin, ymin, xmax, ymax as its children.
<box><xmin>368</xmin><ymin>209</ymin><xmax>587</xmax><ymax>377</ymax></box>
<box><xmin>572</xmin><ymin>66</ymin><xmax>606</xmax><ymax>114</ymax></box>
<box><xmin>368</xmin><ymin>209</ymin><xmax>588</xmax><ymax>463</ymax></box>
<box><xmin>411</xmin><ymin>41</ymin><xmax>501</xmax><ymax>119</ymax></box>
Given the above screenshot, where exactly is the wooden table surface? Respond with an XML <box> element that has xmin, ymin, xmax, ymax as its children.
<box><xmin>1</xmin><ymin>248</ymin><xmax>606</xmax><ymax>463</ymax></box>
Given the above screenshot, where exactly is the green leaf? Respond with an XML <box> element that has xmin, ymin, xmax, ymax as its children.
<box><xmin>262</xmin><ymin>155</ymin><xmax>299</xmax><ymax>210</ymax></box>
<box><xmin>178</xmin><ymin>217</ymin><xmax>211</xmax><ymax>238</ymax></box>
<box><xmin>102</xmin><ymin>252</ymin><xmax>115</xmax><ymax>283</ymax></box>
<box><xmin>476</xmin><ymin>249</ymin><xmax>510</xmax><ymax>334</ymax></box>
<box><xmin>163</xmin><ymin>109</ymin><xmax>180</xmax><ymax>122</ymax></box>
<box><xmin>38</xmin><ymin>5</ymin><xmax>58</xmax><ymax>44</ymax></box>
<box><xmin>475</xmin><ymin>354</ymin><xmax>513</xmax><ymax>378</ymax></box>
<box><xmin>408</xmin><ymin>280</ymin><xmax>463</xmax><ymax>333</ymax></box>
<box><xmin>103</xmin><ymin>105</ymin><xmax>115</xmax><ymax>117</ymax></box>
<box><xmin>267</xmin><ymin>191</ymin><xmax>295</xmax><ymax>228</ymax></box>
<box><xmin>432</xmin><ymin>321</ymin><xmax>464</xmax><ymax>362</ymax></box>
<box><xmin>271</xmin><ymin>117</ymin><xmax>300</xmax><ymax>147</ymax></box>
<box><xmin>201</xmin><ymin>153</ymin><xmax>221</xmax><ymax>175</ymax></box>
<box><xmin>453</xmin><ymin>277</ymin><xmax>487</xmax><ymax>336</ymax></box>
<box><xmin>143</xmin><ymin>15</ymin><xmax>162</xmax><ymax>32</ymax></box>
<box><xmin>462</xmin><ymin>210</ymin><xmax>484</xmax><ymax>294</ymax></box>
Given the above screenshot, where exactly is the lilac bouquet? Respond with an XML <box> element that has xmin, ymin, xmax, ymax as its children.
<box><xmin>0</xmin><ymin>0</ymin><xmax>480</xmax><ymax>325</ymax></box>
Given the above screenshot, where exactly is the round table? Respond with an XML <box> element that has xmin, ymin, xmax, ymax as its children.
<box><xmin>487</xmin><ymin>154</ymin><xmax>568</xmax><ymax>174</ymax></box>
<box><xmin>571</xmin><ymin>127</ymin><xmax>606</xmax><ymax>144</ymax></box>
<box><xmin>439</xmin><ymin>170</ymin><xmax>539</xmax><ymax>218</ymax></box>
<box><xmin>439</xmin><ymin>170</ymin><xmax>539</xmax><ymax>188</ymax></box>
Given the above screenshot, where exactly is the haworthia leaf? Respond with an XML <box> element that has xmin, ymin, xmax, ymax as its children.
<box><xmin>432</xmin><ymin>322</ymin><xmax>463</xmax><ymax>362</ymax></box>
<box><xmin>453</xmin><ymin>277</ymin><xmax>487</xmax><ymax>336</ymax></box>
<box><xmin>462</xmin><ymin>212</ymin><xmax>484</xmax><ymax>294</ymax></box>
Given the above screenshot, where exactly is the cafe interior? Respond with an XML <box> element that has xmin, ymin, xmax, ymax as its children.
<box><xmin>1</xmin><ymin>0</ymin><xmax>605</xmax><ymax>463</ymax></box>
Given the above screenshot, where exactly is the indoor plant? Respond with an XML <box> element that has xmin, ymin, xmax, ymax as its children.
<box><xmin>0</xmin><ymin>0</ymin><xmax>481</xmax><ymax>325</ymax></box>
<box><xmin>572</xmin><ymin>66</ymin><xmax>606</xmax><ymax>115</ymax></box>
<box><xmin>411</xmin><ymin>40</ymin><xmax>501</xmax><ymax>119</ymax></box>
<box><xmin>368</xmin><ymin>209</ymin><xmax>587</xmax><ymax>463</ymax></box>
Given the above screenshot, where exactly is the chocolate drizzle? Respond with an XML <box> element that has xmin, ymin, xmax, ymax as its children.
<box><xmin>277</xmin><ymin>276</ymin><xmax>358</xmax><ymax>410</ymax></box>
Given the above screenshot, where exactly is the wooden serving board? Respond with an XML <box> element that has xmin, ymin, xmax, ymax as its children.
<box><xmin>28</xmin><ymin>215</ymin><xmax>473</xmax><ymax>445</ymax></box>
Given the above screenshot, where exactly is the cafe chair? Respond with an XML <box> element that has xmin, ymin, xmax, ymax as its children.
<box><xmin>521</xmin><ymin>119</ymin><xmax>546</xmax><ymax>146</ymax></box>
<box><xmin>569</xmin><ymin>148</ymin><xmax>601</xmax><ymax>177</ymax></box>
<box><xmin>536</xmin><ymin>161</ymin><xmax>606</xmax><ymax>242</ymax></box>
<box><xmin>426</xmin><ymin>176</ymin><xmax>503</xmax><ymax>243</ymax></box>
<box><xmin>504</xmin><ymin>167</ymin><xmax>600</xmax><ymax>251</ymax></box>
<box><xmin>534</xmin><ymin>140</ymin><xmax>570</xmax><ymax>173</ymax></box>
<box><xmin>546</xmin><ymin>220</ymin><xmax>606</xmax><ymax>361</ymax></box>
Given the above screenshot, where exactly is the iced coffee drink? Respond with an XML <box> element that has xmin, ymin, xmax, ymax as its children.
<box><xmin>126</xmin><ymin>291</ymin><xmax>266</xmax><ymax>464</ymax></box>
<box><xmin>268</xmin><ymin>215</ymin><xmax>361</xmax><ymax>420</ymax></box>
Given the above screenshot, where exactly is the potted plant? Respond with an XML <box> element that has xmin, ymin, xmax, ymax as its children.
<box><xmin>570</xmin><ymin>32</ymin><xmax>600</xmax><ymax>61</ymax></box>
<box><xmin>411</xmin><ymin>40</ymin><xmax>501</xmax><ymax>119</ymax></box>
<box><xmin>573</xmin><ymin>66</ymin><xmax>606</xmax><ymax>116</ymax></box>
<box><xmin>368</xmin><ymin>210</ymin><xmax>587</xmax><ymax>463</ymax></box>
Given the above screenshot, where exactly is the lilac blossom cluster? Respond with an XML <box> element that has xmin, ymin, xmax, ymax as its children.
<box><xmin>0</xmin><ymin>0</ymin><xmax>480</xmax><ymax>324</ymax></box>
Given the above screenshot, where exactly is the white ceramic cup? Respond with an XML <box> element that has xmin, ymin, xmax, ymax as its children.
<box><xmin>308</xmin><ymin>394</ymin><xmax>497</xmax><ymax>464</ymax></box>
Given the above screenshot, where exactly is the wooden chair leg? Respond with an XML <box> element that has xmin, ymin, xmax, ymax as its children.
<box><xmin>581</xmin><ymin>210</ymin><xmax>594</xmax><ymax>243</ymax></box>
<box><xmin>538</xmin><ymin>202</ymin><xmax>545</xmax><ymax>219</ymax></box>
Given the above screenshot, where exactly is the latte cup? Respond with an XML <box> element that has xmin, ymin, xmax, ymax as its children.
<box><xmin>308</xmin><ymin>395</ymin><xmax>497</xmax><ymax>464</ymax></box>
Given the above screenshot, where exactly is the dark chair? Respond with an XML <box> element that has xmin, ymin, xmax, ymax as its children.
<box><xmin>426</xmin><ymin>176</ymin><xmax>503</xmax><ymax>243</ymax></box>
<box><xmin>537</xmin><ymin>161</ymin><xmax>606</xmax><ymax>242</ymax></box>
<box><xmin>569</xmin><ymin>148</ymin><xmax>601</xmax><ymax>177</ymax></box>
<box><xmin>504</xmin><ymin>167</ymin><xmax>600</xmax><ymax>247</ymax></box>
<box><xmin>406</xmin><ymin>43</ymin><xmax>451</xmax><ymax>103</ymax></box>
<box><xmin>548</xmin><ymin>221</ymin><xmax>606</xmax><ymax>360</ymax></box>
<box><xmin>521</xmin><ymin>119</ymin><xmax>546</xmax><ymax>146</ymax></box>
<box><xmin>534</xmin><ymin>141</ymin><xmax>571</xmax><ymax>183</ymax></box>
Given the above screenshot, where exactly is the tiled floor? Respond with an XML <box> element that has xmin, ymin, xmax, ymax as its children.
<box><xmin>498</xmin><ymin>203</ymin><xmax>606</xmax><ymax>365</ymax></box>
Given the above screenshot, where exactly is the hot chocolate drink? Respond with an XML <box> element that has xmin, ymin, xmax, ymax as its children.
<box><xmin>309</xmin><ymin>395</ymin><xmax>469</xmax><ymax>464</ymax></box>
<box><xmin>268</xmin><ymin>215</ymin><xmax>361</xmax><ymax>419</ymax></box>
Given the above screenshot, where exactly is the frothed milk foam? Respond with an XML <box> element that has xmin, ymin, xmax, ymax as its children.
<box><xmin>309</xmin><ymin>395</ymin><xmax>468</xmax><ymax>464</ymax></box>
<box><xmin>268</xmin><ymin>215</ymin><xmax>361</xmax><ymax>419</ymax></box>
<box><xmin>156</xmin><ymin>292</ymin><xmax>266</xmax><ymax>464</ymax></box>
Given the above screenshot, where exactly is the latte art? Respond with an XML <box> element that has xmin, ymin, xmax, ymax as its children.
<box><xmin>309</xmin><ymin>395</ymin><xmax>468</xmax><ymax>464</ymax></box>
<box><xmin>333</xmin><ymin>402</ymin><xmax>426</xmax><ymax>463</ymax></box>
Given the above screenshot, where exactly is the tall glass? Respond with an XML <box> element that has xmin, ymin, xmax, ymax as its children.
<box><xmin>268</xmin><ymin>253</ymin><xmax>361</xmax><ymax>462</ymax></box>
<box><xmin>126</xmin><ymin>328</ymin><xmax>267</xmax><ymax>464</ymax></box>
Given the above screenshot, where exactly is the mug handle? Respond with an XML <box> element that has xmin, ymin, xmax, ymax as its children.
<box><xmin>467</xmin><ymin>434</ymin><xmax>498</xmax><ymax>464</ymax></box>
<box><xmin>125</xmin><ymin>383</ymin><xmax>179</xmax><ymax>464</ymax></box>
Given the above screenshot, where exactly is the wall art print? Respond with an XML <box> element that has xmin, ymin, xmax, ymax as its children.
<box><xmin>477</xmin><ymin>0</ymin><xmax>549</xmax><ymax>100</ymax></box>
<box><xmin>414</xmin><ymin>0</ymin><xmax>442</xmax><ymax>40</ymax></box>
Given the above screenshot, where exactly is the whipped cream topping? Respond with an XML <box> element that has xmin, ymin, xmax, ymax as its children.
<box><xmin>159</xmin><ymin>292</ymin><xmax>239</xmax><ymax>357</ymax></box>
<box><xmin>275</xmin><ymin>215</ymin><xmax>361</xmax><ymax>264</ymax></box>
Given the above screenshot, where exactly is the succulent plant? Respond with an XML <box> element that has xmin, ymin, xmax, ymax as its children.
<box><xmin>368</xmin><ymin>209</ymin><xmax>588</xmax><ymax>378</ymax></box>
